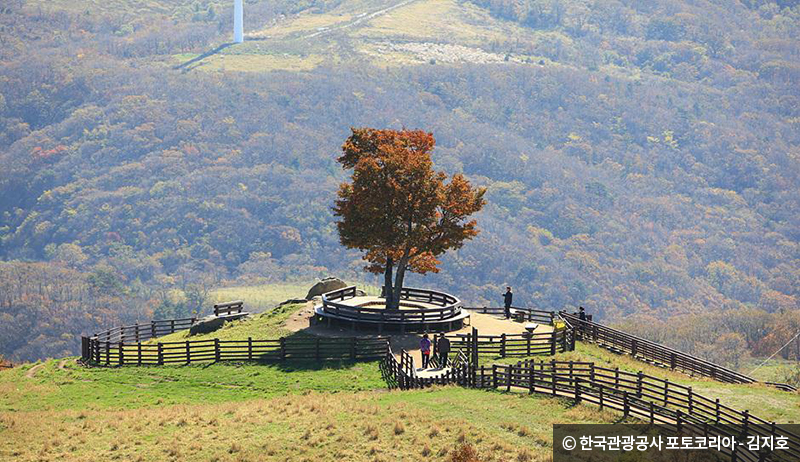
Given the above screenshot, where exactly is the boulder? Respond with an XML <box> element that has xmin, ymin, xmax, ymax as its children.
<box><xmin>190</xmin><ymin>315</ymin><xmax>226</xmax><ymax>335</ymax></box>
<box><xmin>305</xmin><ymin>277</ymin><xmax>348</xmax><ymax>299</ymax></box>
<box><xmin>189</xmin><ymin>312</ymin><xmax>249</xmax><ymax>335</ymax></box>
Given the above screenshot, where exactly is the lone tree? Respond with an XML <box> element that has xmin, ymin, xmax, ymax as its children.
<box><xmin>333</xmin><ymin>128</ymin><xmax>486</xmax><ymax>310</ymax></box>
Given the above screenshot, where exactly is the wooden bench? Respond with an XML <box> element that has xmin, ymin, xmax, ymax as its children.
<box><xmin>213</xmin><ymin>300</ymin><xmax>248</xmax><ymax>319</ymax></box>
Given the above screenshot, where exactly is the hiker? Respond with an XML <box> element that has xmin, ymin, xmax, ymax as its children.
<box><xmin>503</xmin><ymin>286</ymin><xmax>513</xmax><ymax>319</ymax></box>
<box><xmin>578</xmin><ymin>306</ymin><xmax>586</xmax><ymax>321</ymax></box>
<box><xmin>420</xmin><ymin>334</ymin><xmax>432</xmax><ymax>369</ymax></box>
<box><xmin>437</xmin><ymin>334</ymin><xmax>451</xmax><ymax>368</ymax></box>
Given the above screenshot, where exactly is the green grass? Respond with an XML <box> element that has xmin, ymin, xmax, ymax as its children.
<box><xmin>152</xmin><ymin>302</ymin><xmax>306</xmax><ymax>343</ymax></box>
<box><xmin>209</xmin><ymin>282</ymin><xmax>312</xmax><ymax>312</ymax></box>
<box><xmin>0</xmin><ymin>357</ymin><xmax>383</xmax><ymax>413</ymax></box>
<box><xmin>207</xmin><ymin>280</ymin><xmax>381</xmax><ymax>313</ymax></box>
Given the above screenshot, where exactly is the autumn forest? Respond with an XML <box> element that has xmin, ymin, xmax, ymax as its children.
<box><xmin>0</xmin><ymin>0</ymin><xmax>799</xmax><ymax>380</ymax></box>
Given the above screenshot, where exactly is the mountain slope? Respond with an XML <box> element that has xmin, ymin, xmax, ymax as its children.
<box><xmin>0</xmin><ymin>0</ymin><xmax>799</xmax><ymax>363</ymax></box>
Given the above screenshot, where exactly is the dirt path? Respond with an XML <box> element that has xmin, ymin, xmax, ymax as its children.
<box><xmin>25</xmin><ymin>364</ymin><xmax>44</xmax><ymax>379</ymax></box>
<box><xmin>301</xmin><ymin>0</ymin><xmax>418</xmax><ymax>39</ymax></box>
<box><xmin>58</xmin><ymin>359</ymin><xmax>69</xmax><ymax>370</ymax></box>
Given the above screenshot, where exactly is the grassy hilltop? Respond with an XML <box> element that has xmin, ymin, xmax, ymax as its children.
<box><xmin>2</xmin><ymin>301</ymin><xmax>799</xmax><ymax>461</ymax></box>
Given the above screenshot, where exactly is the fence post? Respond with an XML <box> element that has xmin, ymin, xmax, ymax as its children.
<box><xmin>280</xmin><ymin>337</ymin><xmax>286</xmax><ymax>361</ymax></box>
<box><xmin>623</xmin><ymin>391</ymin><xmax>629</xmax><ymax>417</ymax></box>
<box><xmin>138</xmin><ymin>342</ymin><xmax>142</xmax><ymax>366</ymax></box>
<box><xmin>615</xmin><ymin>367</ymin><xmax>620</xmax><ymax>388</ymax></box>
<box><xmin>316</xmin><ymin>337</ymin><xmax>321</xmax><ymax>361</ymax></box>
<box><xmin>688</xmin><ymin>387</ymin><xmax>693</xmax><ymax>415</ymax></box>
<box><xmin>105</xmin><ymin>341</ymin><xmax>110</xmax><ymax>365</ymax></box>
<box><xmin>151</xmin><ymin>321</ymin><xmax>156</xmax><ymax>339</ymax></box>
<box><xmin>351</xmin><ymin>337</ymin><xmax>357</xmax><ymax>360</ymax></box>
<box><xmin>157</xmin><ymin>343</ymin><xmax>163</xmax><ymax>366</ymax></box>
<box><xmin>715</xmin><ymin>398</ymin><xmax>720</xmax><ymax>423</ymax></box>
<box><xmin>135</xmin><ymin>324</ymin><xmax>140</xmax><ymax>343</ymax></box>
<box><xmin>568</xmin><ymin>361</ymin><xmax>574</xmax><ymax>386</ymax></box>
<box><xmin>492</xmin><ymin>364</ymin><xmax>497</xmax><ymax>389</ymax></box>
<box><xmin>664</xmin><ymin>379</ymin><xmax>669</xmax><ymax>406</ymax></box>
<box><xmin>186</xmin><ymin>340</ymin><xmax>192</xmax><ymax>364</ymax></box>
<box><xmin>528</xmin><ymin>361</ymin><xmax>534</xmax><ymax>393</ymax></box>
<box><xmin>676</xmin><ymin>410</ymin><xmax>682</xmax><ymax>432</ymax></box>
<box><xmin>248</xmin><ymin>337</ymin><xmax>253</xmax><ymax>360</ymax></box>
<box><xmin>650</xmin><ymin>401</ymin><xmax>654</xmax><ymax>424</ymax></box>
<box><xmin>119</xmin><ymin>341</ymin><xmax>124</xmax><ymax>366</ymax></box>
<box><xmin>507</xmin><ymin>364</ymin><xmax>513</xmax><ymax>392</ymax></box>
<box><xmin>500</xmin><ymin>334</ymin><xmax>506</xmax><ymax>358</ymax></box>
<box><xmin>551</xmin><ymin>331</ymin><xmax>557</xmax><ymax>356</ymax></box>
<box><xmin>637</xmin><ymin>372</ymin><xmax>643</xmax><ymax>398</ymax></box>
<box><xmin>171</xmin><ymin>319</ymin><xmax>175</xmax><ymax>333</ymax></box>
<box><xmin>599</xmin><ymin>386</ymin><xmax>604</xmax><ymax>409</ymax></box>
<box><xmin>527</xmin><ymin>334</ymin><xmax>531</xmax><ymax>356</ymax></box>
<box><xmin>214</xmin><ymin>338</ymin><xmax>220</xmax><ymax>362</ymax></box>
<box><xmin>670</xmin><ymin>352</ymin><xmax>676</xmax><ymax>370</ymax></box>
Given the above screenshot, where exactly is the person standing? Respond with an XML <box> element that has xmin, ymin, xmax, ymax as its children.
<box><xmin>578</xmin><ymin>306</ymin><xmax>586</xmax><ymax>321</ymax></box>
<box><xmin>420</xmin><ymin>334</ymin><xmax>432</xmax><ymax>369</ymax></box>
<box><xmin>503</xmin><ymin>286</ymin><xmax>513</xmax><ymax>319</ymax></box>
<box><xmin>437</xmin><ymin>334</ymin><xmax>451</xmax><ymax>368</ymax></box>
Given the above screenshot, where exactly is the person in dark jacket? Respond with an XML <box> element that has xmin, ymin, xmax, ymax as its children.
<box><xmin>578</xmin><ymin>306</ymin><xmax>586</xmax><ymax>321</ymax></box>
<box><xmin>437</xmin><ymin>334</ymin><xmax>451</xmax><ymax>368</ymax></box>
<box><xmin>503</xmin><ymin>287</ymin><xmax>513</xmax><ymax>319</ymax></box>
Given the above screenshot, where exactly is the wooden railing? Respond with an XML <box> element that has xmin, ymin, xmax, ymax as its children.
<box><xmin>321</xmin><ymin>286</ymin><xmax>463</xmax><ymax>325</ymax></box>
<box><xmin>465</xmin><ymin>306</ymin><xmax>557</xmax><ymax>325</ymax></box>
<box><xmin>90</xmin><ymin>317</ymin><xmax>197</xmax><ymax>345</ymax></box>
<box><xmin>381</xmin><ymin>346</ymin><xmax>473</xmax><ymax>390</ymax></box>
<box><xmin>476</xmin><ymin>360</ymin><xmax>800</xmax><ymax>462</ymax></box>
<box><xmin>561</xmin><ymin>313</ymin><xmax>797</xmax><ymax>391</ymax></box>
<box><xmin>445</xmin><ymin>330</ymin><xmax>572</xmax><ymax>357</ymax></box>
<box><xmin>0</xmin><ymin>361</ymin><xmax>12</xmax><ymax>370</ymax></box>
<box><xmin>82</xmin><ymin>335</ymin><xmax>389</xmax><ymax>366</ymax></box>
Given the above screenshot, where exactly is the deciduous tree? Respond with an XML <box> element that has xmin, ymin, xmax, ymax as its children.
<box><xmin>334</xmin><ymin>128</ymin><xmax>486</xmax><ymax>310</ymax></box>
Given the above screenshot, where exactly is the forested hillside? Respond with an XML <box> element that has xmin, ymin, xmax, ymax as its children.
<box><xmin>0</xmin><ymin>0</ymin><xmax>799</xmax><ymax>365</ymax></box>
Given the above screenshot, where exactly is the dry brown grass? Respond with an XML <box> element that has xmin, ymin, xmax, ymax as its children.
<box><xmin>0</xmin><ymin>387</ymin><xmax>625</xmax><ymax>461</ymax></box>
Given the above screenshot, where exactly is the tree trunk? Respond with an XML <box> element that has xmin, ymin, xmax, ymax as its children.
<box><xmin>384</xmin><ymin>257</ymin><xmax>394</xmax><ymax>310</ymax></box>
<box><xmin>391</xmin><ymin>255</ymin><xmax>410</xmax><ymax>311</ymax></box>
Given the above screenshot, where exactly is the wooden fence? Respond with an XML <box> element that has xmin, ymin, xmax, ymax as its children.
<box><xmin>92</xmin><ymin>317</ymin><xmax>197</xmax><ymax>344</ymax></box>
<box><xmin>561</xmin><ymin>313</ymin><xmax>797</xmax><ymax>391</ymax></box>
<box><xmin>380</xmin><ymin>344</ymin><xmax>472</xmax><ymax>390</ymax></box>
<box><xmin>476</xmin><ymin>360</ymin><xmax>800</xmax><ymax>462</ymax></box>
<box><xmin>0</xmin><ymin>361</ymin><xmax>12</xmax><ymax>370</ymax></box>
<box><xmin>465</xmin><ymin>306</ymin><xmax>558</xmax><ymax>325</ymax></box>
<box><xmin>82</xmin><ymin>335</ymin><xmax>389</xmax><ymax>366</ymax></box>
<box><xmin>446</xmin><ymin>329</ymin><xmax>573</xmax><ymax>357</ymax></box>
<box><xmin>321</xmin><ymin>286</ymin><xmax>464</xmax><ymax>326</ymax></box>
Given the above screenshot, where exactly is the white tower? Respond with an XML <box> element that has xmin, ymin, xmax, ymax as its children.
<box><xmin>234</xmin><ymin>0</ymin><xmax>244</xmax><ymax>43</ymax></box>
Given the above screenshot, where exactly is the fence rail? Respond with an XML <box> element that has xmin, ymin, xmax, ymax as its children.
<box><xmin>446</xmin><ymin>330</ymin><xmax>572</xmax><ymax>357</ymax></box>
<box><xmin>82</xmin><ymin>335</ymin><xmax>389</xmax><ymax>366</ymax></box>
<box><xmin>476</xmin><ymin>360</ymin><xmax>800</xmax><ymax>462</ymax></box>
<box><xmin>465</xmin><ymin>306</ymin><xmax>557</xmax><ymax>325</ymax></box>
<box><xmin>561</xmin><ymin>313</ymin><xmax>797</xmax><ymax>392</ymax></box>
<box><xmin>321</xmin><ymin>286</ymin><xmax>464</xmax><ymax>326</ymax></box>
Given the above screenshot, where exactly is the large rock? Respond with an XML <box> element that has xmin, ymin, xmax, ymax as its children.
<box><xmin>305</xmin><ymin>277</ymin><xmax>348</xmax><ymax>300</ymax></box>
<box><xmin>190</xmin><ymin>315</ymin><xmax>226</xmax><ymax>335</ymax></box>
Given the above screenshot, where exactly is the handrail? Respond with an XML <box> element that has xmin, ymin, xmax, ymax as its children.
<box><xmin>480</xmin><ymin>360</ymin><xmax>800</xmax><ymax>462</ymax></box>
<box><xmin>321</xmin><ymin>286</ymin><xmax>464</xmax><ymax>325</ymax></box>
<box><xmin>561</xmin><ymin>313</ymin><xmax>797</xmax><ymax>391</ymax></box>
